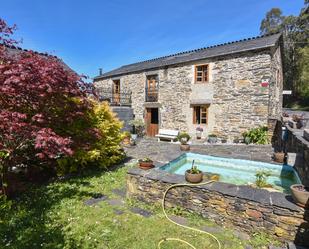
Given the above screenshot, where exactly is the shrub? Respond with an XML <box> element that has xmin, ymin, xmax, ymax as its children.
<box><xmin>129</xmin><ymin>119</ymin><xmax>145</xmax><ymax>137</ymax></box>
<box><xmin>242</xmin><ymin>126</ymin><xmax>269</xmax><ymax>145</ymax></box>
<box><xmin>57</xmin><ymin>102</ymin><xmax>125</xmax><ymax>175</ymax></box>
<box><xmin>177</xmin><ymin>132</ymin><xmax>191</xmax><ymax>145</ymax></box>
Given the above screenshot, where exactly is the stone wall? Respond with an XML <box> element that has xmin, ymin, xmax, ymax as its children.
<box><xmin>127</xmin><ymin>168</ymin><xmax>309</xmax><ymax>246</ymax></box>
<box><xmin>94</xmin><ymin>47</ymin><xmax>283</xmax><ymax>140</ymax></box>
<box><xmin>286</xmin><ymin>125</ymin><xmax>309</xmax><ymax>187</ymax></box>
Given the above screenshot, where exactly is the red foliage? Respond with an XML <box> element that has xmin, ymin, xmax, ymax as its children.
<box><xmin>0</xmin><ymin>18</ymin><xmax>94</xmax><ymax>195</ymax></box>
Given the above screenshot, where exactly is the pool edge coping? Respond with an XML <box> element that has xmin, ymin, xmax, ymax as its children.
<box><xmin>127</xmin><ymin>166</ymin><xmax>303</xmax><ymax>212</ymax></box>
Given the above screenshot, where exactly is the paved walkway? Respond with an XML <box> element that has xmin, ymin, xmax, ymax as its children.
<box><xmin>125</xmin><ymin>137</ymin><xmax>275</xmax><ymax>165</ymax></box>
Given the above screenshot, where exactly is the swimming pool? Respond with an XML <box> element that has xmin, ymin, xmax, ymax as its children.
<box><xmin>159</xmin><ymin>153</ymin><xmax>301</xmax><ymax>193</ymax></box>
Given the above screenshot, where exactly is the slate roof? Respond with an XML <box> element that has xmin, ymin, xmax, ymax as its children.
<box><xmin>95</xmin><ymin>33</ymin><xmax>282</xmax><ymax>80</ymax></box>
<box><xmin>1</xmin><ymin>44</ymin><xmax>73</xmax><ymax>72</ymax></box>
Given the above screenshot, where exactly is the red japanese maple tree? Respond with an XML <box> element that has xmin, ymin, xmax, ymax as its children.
<box><xmin>0</xmin><ymin>19</ymin><xmax>94</xmax><ymax>195</ymax></box>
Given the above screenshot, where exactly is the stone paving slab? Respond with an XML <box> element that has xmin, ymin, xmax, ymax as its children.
<box><xmin>111</xmin><ymin>188</ymin><xmax>127</xmax><ymax>198</ymax></box>
<box><xmin>169</xmin><ymin>215</ymin><xmax>188</xmax><ymax>226</ymax></box>
<box><xmin>107</xmin><ymin>199</ymin><xmax>125</xmax><ymax>207</ymax></box>
<box><xmin>84</xmin><ymin>194</ymin><xmax>108</xmax><ymax>206</ymax></box>
<box><xmin>200</xmin><ymin>225</ymin><xmax>224</xmax><ymax>234</ymax></box>
<box><xmin>129</xmin><ymin>207</ymin><xmax>153</xmax><ymax>218</ymax></box>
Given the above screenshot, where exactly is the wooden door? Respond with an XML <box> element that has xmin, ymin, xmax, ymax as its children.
<box><xmin>145</xmin><ymin>108</ymin><xmax>159</xmax><ymax>137</ymax></box>
<box><xmin>113</xmin><ymin>80</ymin><xmax>120</xmax><ymax>104</ymax></box>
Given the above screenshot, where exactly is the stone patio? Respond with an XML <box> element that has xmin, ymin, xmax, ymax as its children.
<box><xmin>125</xmin><ymin>137</ymin><xmax>275</xmax><ymax>165</ymax></box>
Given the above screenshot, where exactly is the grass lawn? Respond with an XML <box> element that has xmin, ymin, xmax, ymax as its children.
<box><xmin>0</xmin><ymin>161</ymin><xmax>280</xmax><ymax>249</ymax></box>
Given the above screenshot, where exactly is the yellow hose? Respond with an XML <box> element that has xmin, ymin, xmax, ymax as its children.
<box><xmin>158</xmin><ymin>180</ymin><xmax>222</xmax><ymax>249</ymax></box>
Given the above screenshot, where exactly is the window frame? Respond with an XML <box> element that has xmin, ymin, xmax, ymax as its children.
<box><xmin>194</xmin><ymin>64</ymin><xmax>209</xmax><ymax>83</ymax></box>
<box><xmin>193</xmin><ymin>105</ymin><xmax>209</xmax><ymax>125</ymax></box>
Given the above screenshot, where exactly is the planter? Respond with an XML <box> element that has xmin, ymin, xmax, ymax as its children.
<box><xmin>180</xmin><ymin>144</ymin><xmax>190</xmax><ymax>151</ymax></box>
<box><xmin>185</xmin><ymin>170</ymin><xmax>203</xmax><ymax>183</ymax></box>
<box><xmin>290</xmin><ymin>184</ymin><xmax>309</xmax><ymax>208</ymax></box>
<box><xmin>274</xmin><ymin>152</ymin><xmax>285</xmax><ymax>163</ymax></box>
<box><xmin>196</xmin><ymin>131</ymin><xmax>202</xmax><ymax>139</ymax></box>
<box><xmin>138</xmin><ymin>160</ymin><xmax>154</xmax><ymax>170</ymax></box>
<box><xmin>208</xmin><ymin>137</ymin><xmax>218</xmax><ymax>144</ymax></box>
<box><xmin>123</xmin><ymin>137</ymin><xmax>131</xmax><ymax>145</ymax></box>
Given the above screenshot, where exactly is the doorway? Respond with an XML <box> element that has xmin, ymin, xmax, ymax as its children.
<box><xmin>113</xmin><ymin>80</ymin><xmax>120</xmax><ymax>105</ymax></box>
<box><xmin>145</xmin><ymin>108</ymin><xmax>159</xmax><ymax>137</ymax></box>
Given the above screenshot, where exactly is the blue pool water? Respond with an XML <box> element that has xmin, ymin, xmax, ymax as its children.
<box><xmin>160</xmin><ymin>153</ymin><xmax>301</xmax><ymax>193</ymax></box>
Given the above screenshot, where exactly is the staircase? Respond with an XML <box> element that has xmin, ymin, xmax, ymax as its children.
<box><xmin>111</xmin><ymin>106</ymin><xmax>134</xmax><ymax>131</ymax></box>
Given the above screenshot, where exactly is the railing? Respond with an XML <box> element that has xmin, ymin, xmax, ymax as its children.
<box><xmin>145</xmin><ymin>87</ymin><xmax>158</xmax><ymax>102</ymax></box>
<box><xmin>95</xmin><ymin>89</ymin><xmax>132</xmax><ymax>106</ymax></box>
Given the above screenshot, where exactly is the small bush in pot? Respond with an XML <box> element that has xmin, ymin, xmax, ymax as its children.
<box><xmin>177</xmin><ymin>132</ymin><xmax>191</xmax><ymax>151</ymax></box>
<box><xmin>138</xmin><ymin>157</ymin><xmax>154</xmax><ymax>170</ymax></box>
<box><xmin>208</xmin><ymin>134</ymin><xmax>218</xmax><ymax>144</ymax></box>
<box><xmin>129</xmin><ymin>119</ymin><xmax>145</xmax><ymax>137</ymax></box>
<box><xmin>122</xmin><ymin>131</ymin><xmax>131</xmax><ymax>145</ymax></box>
<box><xmin>290</xmin><ymin>184</ymin><xmax>309</xmax><ymax>208</ymax></box>
<box><xmin>185</xmin><ymin>160</ymin><xmax>203</xmax><ymax>183</ymax></box>
<box><xmin>196</xmin><ymin>127</ymin><xmax>203</xmax><ymax>139</ymax></box>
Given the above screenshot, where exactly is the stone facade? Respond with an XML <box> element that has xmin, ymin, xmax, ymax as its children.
<box><xmin>94</xmin><ymin>46</ymin><xmax>283</xmax><ymax>141</ymax></box>
<box><xmin>126</xmin><ymin>167</ymin><xmax>309</xmax><ymax>246</ymax></box>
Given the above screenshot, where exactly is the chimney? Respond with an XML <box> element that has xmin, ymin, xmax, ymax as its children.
<box><xmin>99</xmin><ymin>68</ymin><xmax>103</xmax><ymax>76</ymax></box>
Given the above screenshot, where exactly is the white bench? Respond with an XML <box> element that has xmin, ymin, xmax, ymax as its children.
<box><xmin>155</xmin><ymin>129</ymin><xmax>179</xmax><ymax>143</ymax></box>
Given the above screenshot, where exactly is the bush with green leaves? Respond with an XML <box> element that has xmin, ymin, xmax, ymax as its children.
<box><xmin>177</xmin><ymin>132</ymin><xmax>191</xmax><ymax>145</ymax></box>
<box><xmin>57</xmin><ymin>101</ymin><xmax>125</xmax><ymax>175</ymax></box>
<box><xmin>242</xmin><ymin>126</ymin><xmax>269</xmax><ymax>145</ymax></box>
<box><xmin>129</xmin><ymin>119</ymin><xmax>145</xmax><ymax>137</ymax></box>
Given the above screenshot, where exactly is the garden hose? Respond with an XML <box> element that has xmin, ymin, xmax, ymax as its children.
<box><xmin>158</xmin><ymin>180</ymin><xmax>222</xmax><ymax>249</ymax></box>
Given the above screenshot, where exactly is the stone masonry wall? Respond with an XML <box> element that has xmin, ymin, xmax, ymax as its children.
<box><xmin>94</xmin><ymin>48</ymin><xmax>283</xmax><ymax>140</ymax></box>
<box><xmin>286</xmin><ymin>125</ymin><xmax>309</xmax><ymax>187</ymax></box>
<box><xmin>127</xmin><ymin>170</ymin><xmax>309</xmax><ymax>246</ymax></box>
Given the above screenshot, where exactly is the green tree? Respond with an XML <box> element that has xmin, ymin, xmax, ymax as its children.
<box><xmin>260</xmin><ymin>2</ymin><xmax>309</xmax><ymax>107</ymax></box>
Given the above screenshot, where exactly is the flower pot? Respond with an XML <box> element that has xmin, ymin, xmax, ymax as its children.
<box><xmin>208</xmin><ymin>137</ymin><xmax>217</xmax><ymax>144</ymax></box>
<box><xmin>180</xmin><ymin>144</ymin><xmax>190</xmax><ymax>151</ymax></box>
<box><xmin>290</xmin><ymin>184</ymin><xmax>309</xmax><ymax>208</ymax></box>
<box><xmin>185</xmin><ymin>170</ymin><xmax>203</xmax><ymax>183</ymax></box>
<box><xmin>123</xmin><ymin>137</ymin><xmax>131</xmax><ymax>145</ymax></box>
<box><xmin>274</xmin><ymin>152</ymin><xmax>285</xmax><ymax>163</ymax></box>
<box><xmin>196</xmin><ymin>131</ymin><xmax>202</xmax><ymax>139</ymax></box>
<box><xmin>138</xmin><ymin>160</ymin><xmax>154</xmax><ymax>170</ymax></box>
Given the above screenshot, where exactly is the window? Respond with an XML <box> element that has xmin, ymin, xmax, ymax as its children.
<box><xmin>193</xmin><ymin>106</ymin><xmax>208</xmax><ymax>124</ymax></box>
<box><xmin>195</xmin><ymin>64</ymin><xmax>209</xmax><ymax>83</ymax></box>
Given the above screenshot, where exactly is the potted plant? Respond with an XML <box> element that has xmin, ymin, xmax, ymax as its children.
<box><xmin>290</xmin><ymin>184</ymin><xmax>309</xmax><ymax>208</ymax></box>
<box><xmin>196</xmin><ymin>127</ymin><xmax>203</xmax><ymax>139</ymax></box>
<box><xmin>138</xmin><ymin>157</ymin><xmax>154</xmax><ymax>170</ymax></box>
<box><xmin>122</xmin><ymin>131</ymin><xmax>131</xmax><ymax>145</ymax></box>
<box><xmin>129</xmin><ymin>119</ymin><xmax>145</xmax><ymax>137</ymax></box>
<box><xmin>274</xmin><ymin>151</ymin><xmax>285</xmax><ymax>163</ymax></box>
<box><xmin>177</xmin><ymin>132</ymin><xmax>191</xmax><ymax>151</ymax></box>
<box><xmin>292</xmin><ymin>114</ymin><xmax>304</xmax><ymax>129</ymax></box>
<box><xmin>208</xmin><ymin>134</ymin><xmax>218</xmax><ymax>144</ymax></box>
<box><xmin>185</xmin><ymin>161</ymin><xmax>203</xmax><ymax>183</ymax></box>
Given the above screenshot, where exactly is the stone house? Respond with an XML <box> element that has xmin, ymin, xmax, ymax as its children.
<box><xmin>93</xmin><ymin>33</ymin><xmax>283</xmax><ymax>141</ymax></box>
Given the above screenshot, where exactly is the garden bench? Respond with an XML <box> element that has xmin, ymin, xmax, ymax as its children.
<box><xmin>155</xmin><ymin>129</ymin><xmax>179</xmax><ymax>143</ymax></box>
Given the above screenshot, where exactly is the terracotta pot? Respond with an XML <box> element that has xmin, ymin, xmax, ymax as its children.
<box><xmin>185</xmin><ymin>170</ymin><xmax>203</xmax><ymax>183</ymax></box>
<box><xmin>180</xmin><ymin>144</ymin><xmax>190</xmax><ymax>151</ymax></box>
<box><xmin>123</xmin><ymin>137</ymin><xmax>130</xmax><ymax>145</ymax></box>
<box><xmin>274</xmin><ymin>152</ymin><xmax>285</xmax><ymax>163</ymax></box>
<box><xmin>138</xmin><ymin>160</ymin><xmax>154</xmax><ymax>170</ymax></box>
<box><xmin>290</xmin><ymin>184</ymin><xmax>309</xmax><ymax>208</ymax></box>
<box><xmin>196</xmin><ymin>131</ymin><xmax>202</xmax><ymax>139</ymax></box>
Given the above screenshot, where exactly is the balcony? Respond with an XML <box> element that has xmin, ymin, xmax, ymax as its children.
<box><xmin>96</xmin><ymin>89</ymin><xmax>132</xmax><ymax>106</ymax></box>
<box><xmin>145</xmin><ymin>87</ymin><xmax>158</xmax><ymax>102</ymax></box>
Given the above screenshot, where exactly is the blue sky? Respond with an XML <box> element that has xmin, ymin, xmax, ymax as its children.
<box><xmin>0</xmin><ymin>0</ymin><xmax>304</xmax><ymax>78</ymax></box>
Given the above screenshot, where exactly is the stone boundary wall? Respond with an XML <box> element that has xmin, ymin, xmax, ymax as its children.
<box><xmin>126</xmin><ymin>168</ymin><xmax>309</xmax><ymax>246</ymax></box>
<box><xmin>285</xmin><ymin>125</ymin><xmax>309</xmax><ymax>187</ymax></box>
